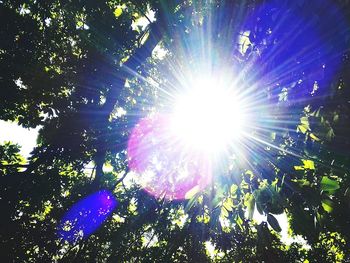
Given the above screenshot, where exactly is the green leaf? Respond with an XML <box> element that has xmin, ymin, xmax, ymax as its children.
<box><xmin>303</xmin><ymin>160</ymin><xmax>315</xmax><ymax>170</ymax></box>
<box><xmin>294</xmin><ymin>159</ymin><xmax>315</xmax><ymax>170</ymax></box>
<box><xmin>114</xmin><ymin>6</ymin><xmax>123</xmax><ymax>18</ymax></box>
<box><xmin>297</xmin><ymin>124</ymin><xmax>308</xmax><ymax>134</ymax></box>
<box><xmin>230</xmin><ymin>184</ymin><xmax>238</xmax><ymax>195</ymax></box>
<box><xmin>236</xmin><ymin>214</ymin><xmax>243</xmax><ymax>230</ymax></box>
<box><xmin>294</xmin><ymin>165</ymin><xmax>304</xmax><ymax>170</ymax></box>
<box><xmin>320</xmin><ymin>176</ymin><xmax>340</xmax><ymax>193</ymax></box>
<box><xmin>267</xmin><ymin>213</ymin><xmax>281</xmax><ymax>232</ymax></box>
<box><xmin>300</xmin><ymin>116</ymin><xmax>309</xmax><ymax>125</ymax></box>
<box><xmin>297</xmin><ymin>117</ymin><xmax>310</xmax><ymax>134</ymax></box>
<box><xmin>221</xmin><ymin>206</ymin><xmax>229</xmax><ymax>218</ymax></box>
<box><xmin>185</xmin><ymin>185</ymin><xmax>200</xmax><ymax>200</ymax></box>
<box><xmin>246</xmin><ymin>194</ymin><xmax>255</xmax><ymax>220</ymax></box>
<box><xmin>223</xmin><ymin>197</ymin><xmax>234</xmax><ymax>212</ymax></box>
<box><xmin>310</xmin><ymin>133</ymin><xmax>321</xmax><ymax>141</ymax></box>
<box><xmin>321</xmin><ymin>199</ymin><xmax>334</xmax><ymax>213</ymax></box>
<box><xmin>185</xmin><ymin>192</ymin><xmax>199</xmax><ymax>211</ymax></box>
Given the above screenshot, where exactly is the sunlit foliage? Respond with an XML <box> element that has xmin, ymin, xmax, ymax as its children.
<box><xmin>1</xmin><ymin>0</ymin><xmax>350</xmax><ymax>262</ymax></box>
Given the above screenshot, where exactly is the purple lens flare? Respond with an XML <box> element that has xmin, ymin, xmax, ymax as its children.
<box><xmin>58</xmin><ymin>190</ymin><xmax>117</xmax><ymax>243</ymax></box>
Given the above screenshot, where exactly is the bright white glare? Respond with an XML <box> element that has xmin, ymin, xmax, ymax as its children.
<box><xmin>0</xmin><ymin>120</ymin><xmax>39</xmax><ymax>159</ymax></box>
<box><xmin>171</xmin><ymin>76</ymin><xmax>246</xmax><ymax>154</ymax></box>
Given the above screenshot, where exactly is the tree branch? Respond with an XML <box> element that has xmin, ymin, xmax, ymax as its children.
<box><xmin>0</xmin><ymin>163</ymin><xmax>30</xmax><ymax>168</ymax></box>
<box><xmin>93</xmin><ymin>7</ymin><xmax>169</xmax><ymax>182</ymax></box>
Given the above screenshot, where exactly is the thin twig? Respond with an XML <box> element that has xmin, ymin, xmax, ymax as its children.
<box><xmin>135</xmin><ymin>5</ymin><xmax>153</xmax><ymax>25</ymax></box>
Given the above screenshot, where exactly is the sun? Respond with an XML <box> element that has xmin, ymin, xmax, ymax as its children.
<box><xmin>171</xmin><ymin>75</ymin><xmax>247</xmax><ymax>154</ymax></box>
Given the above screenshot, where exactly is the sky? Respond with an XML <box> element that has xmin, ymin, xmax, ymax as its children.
<box><xmin>0</xmin><ymin>120</ymin><xmax>40</xmax><ymax>159</ymax></box>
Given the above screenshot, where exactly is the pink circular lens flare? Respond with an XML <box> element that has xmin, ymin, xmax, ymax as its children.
<box><xmin>127</xmin><ymin>114</ymin><xmax>212</xmax><ymax>200</ymax></box>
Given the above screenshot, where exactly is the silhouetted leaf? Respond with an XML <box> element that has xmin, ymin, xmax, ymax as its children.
<box><xmin>267</xmin><ymin>213</ymin><xmax>281</xmax><ymax>232</ymax></box>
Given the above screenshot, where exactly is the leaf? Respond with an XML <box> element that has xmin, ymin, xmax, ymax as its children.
<box><xmin>294</xmin><ymin>165</ymin><xmax>304</xmax><ymax>171</ymax></box>
<box><xmin>320</xmin><ymin>176</ymin><xmax>340</xmax><ymax>193</ymax></box>
<box><xmin>76</xmin><ymin>20</ymin><xmax>84</xmax><ymax>28</ymax></box>
<box><xmin>245</xmin><ymin>170</ymin><xmax>254</xmax><ymax>177</ymax></box>
<box><xmin>256</xmin><ymin>202</ymin><xmax>264</xmax><ymax>215</ymax></box>
<box><xmin>297</xmin><ymin>117</ymin><xmax>310</xmax><ymax>134</ymax></box>
<box><xmin>294</xmin><ymin>159</ymin><xmax>315</xmax><ymax>170</ymax></box>
<box><xmin>316</xmin><ymin>211</ymin><xmax>324</xmax><ymax>225</ymax></box>
<box><xmin>303</xmin><ymin>160</ymin><xmax>315</xmax><ymax>170</ymax></box>
<box><xmin>220</xmin><ymin>206</ymin><xmax>229</xmax><ymax>218</ymax></box>
<box><xmin>300</xmin><ymin>116</ymin><xmax>309</xmax><ymax>125</ymax></box>
<box><xmin>213</xmin><ymin>187</ymin><xmax>225</xmax><ymax>208</ymax></box>
<box><xmin>103</xmin><ymin>162</ymin><xmax>113</xmax><ymax>173</ymax></box>
<box><xmin>295</xmin><ymin>179</ymin><xmax>311</xmax><ymax>187</ymax></box>
<box><xmin>114</xmin><ymin>7</ymin><xmax>123</xmax><ymax>18</ymax></box>
<box><xmin>321</xmin><ymin>199</ymin><xmax>334</xmax><ymax>213</ymax></box>
<box><xmin>246</xmin><ymin>195</ymin><xmax>255</xmax><ymax>220</ymax></box>
<box><xmin>297</xmin><ymin>124</ymin><xmax>308</xmax><ymax>134</ymax></box>
<box><xmin>185</xmin><ymin>194</ymin><xmax>198</xmax><ymax>211</ymax></box>
<box><xmin>185</xmin><ymin>185</ymin><xmax>200</xmax><ymax>200</ymax></box>
<box><xmin>236</xmin><ymin>214</ymin><xmax>243</xmax><ymax>230</ymax></box>
<box><xmin>310</xmin><ymin>133</ymin><xmax>321</xmax><ymax>141</ymax></box>
<box><xmin>223</xmin><ymin>197</ymin><xmax>234</xmax><ymax>212</ymax></box>
<box><xmin>230</xmin><ymin>184</ymin><xmax>238</xmax><ymax>195</ymax></box>
<box><xmin>267</xmin><ymin>213</ymin><xmax>281</xmax><ymax>232</ymax></box>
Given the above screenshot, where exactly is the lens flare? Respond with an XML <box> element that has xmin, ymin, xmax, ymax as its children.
<box><xmin>125</xmin><ymin>0</ymin><xmax>348</xmax><ymax>201</ymax></box>
<box><xmin>127</xmin><ymin>114</ymin><xmax>212</xmax><ymax>200</ymax></box>
<box><xmin>58</xmin><ymin>190</ymin><xmax>117</xmax><ymax>243</ymax></box>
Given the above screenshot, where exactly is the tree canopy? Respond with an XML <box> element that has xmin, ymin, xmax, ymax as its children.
<box><xmin>1</xmin><ymin>0</ymin><xmax>350</xmax><ymax>262</ymax></box>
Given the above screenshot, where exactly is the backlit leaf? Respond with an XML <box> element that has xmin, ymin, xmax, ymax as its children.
<box><xmin>114</xmin><ymin>7</ymin><xmax>123</xmax><ymax>17</ymax></box>
<box><xmin>320</xmin><ymin>177</ymin><xmax>340</xmax><ymax>193</ymax></box>
<box><xmin>184</xmin><ymin>185</ymin><xmax>200</xmax><ymax>200</ymax></box>
<box><xmin>230</xmin><ymin>184</ymin><xmax>238</xmax><ymax>195</ymax></box>
<box><xmin>246</xmin><ymin>194</ymin><xmax>255</xmax><ymax>220</ymax></box>
<box><xmin>310</xmin><ymin>133</ymin><xmax>321</xmax><ymax>141</ymax></box>
<box><xmin>303</xmin><ymin>160</ymin><xmax>315</xmax><ymax>170</ymax></box>
<box><xmin>223</xmin><ymin>197</ymin><xmax>234</xmax><ymax>212</ymax></box>
<box><xmin>221</xmin><ymin>206</ymin><xmax>229</xmax><ymax>218</ymax></box>
<box><xmin>321</xmin><ymin>199</ymin><xmax>334</xmax><ymax>213</ymax></box>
